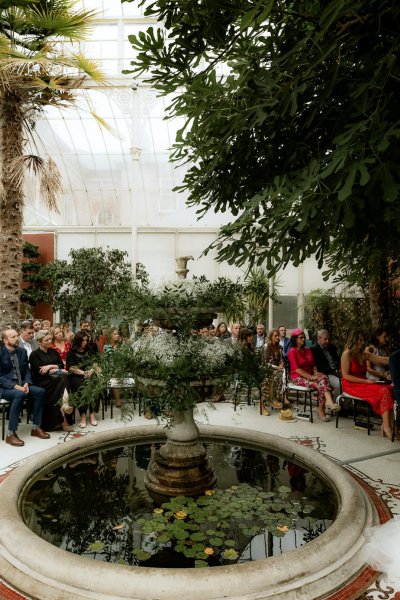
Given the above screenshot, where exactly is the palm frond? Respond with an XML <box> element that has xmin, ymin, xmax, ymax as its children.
<box><xmin>71</xmin><ymin>53</ymin><xmax>106</xmax><ymax>83</ymax></box>
<box><xmin>39</xmin><ymin>157</ymin><xmax>61</xmax><ymax>212</ymax></box>
<box><xmin>7</xmin><ymin>154</ymin><xmax>60</xmax><ymax>212</ymax></box>
<box><xmin>6</xmin><ymin>155</ymin><xmax>29</xmax><ymax>191</ymax></box>
<box><xmin>26</xmin><ymin>3</ymin><xmax>99</xmax><ymax>42</ymax></box>
<box><xmin>85</xmin><ymin>95</ymin><xmax>122</xmax><ymax>139</ymax></box>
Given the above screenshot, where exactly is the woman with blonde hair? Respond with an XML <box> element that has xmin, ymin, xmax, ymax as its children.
<box><xmin>341</xmin><ymin>330</ymin><xmax>394</xmax><ymax>439</ymax></box>
<box><xmin>50</xmin><ymin>324</ymin><xmax>71</xmax><ymax>368</ymax></box>
<box><xmin>262</xmin><ymin>328</ymin><xmax>285</xmax><ymax>411</ymax></box>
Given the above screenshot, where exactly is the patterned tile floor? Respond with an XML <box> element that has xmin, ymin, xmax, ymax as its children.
<box><xmin>0</xmin><ymin>398</ymin><xmax>399</xmax><ymax>599</ymax></box>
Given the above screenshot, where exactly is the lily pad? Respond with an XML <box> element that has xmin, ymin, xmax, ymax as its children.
<box><xmin>87</xmin><ymin>541</ymin><xmax>105</xmax><ymax>553</ymax></box>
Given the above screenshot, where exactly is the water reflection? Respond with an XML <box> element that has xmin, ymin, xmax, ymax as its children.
<box><xmin>22</xmin><ymin>443</ymin><xmax>336</xmax><ymax>567</ymax></box>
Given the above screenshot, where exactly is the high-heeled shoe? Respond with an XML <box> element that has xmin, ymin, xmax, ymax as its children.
<box><xmin>317</xmin><ymin>409</ymin><xmax>330</xmax><ymax>422</ymax></box>
<box><xmin>381</xmin><ymin>424</ymin><xmax>393</xmax><ymax>439</ymax></box>
<box><xmin>326</xmin><ymin>403</ymin><xmax>340</xmax><ymax>414</ymax></box>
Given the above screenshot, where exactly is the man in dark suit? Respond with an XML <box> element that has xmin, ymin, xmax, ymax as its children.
<box><xmin>310</xmin><ymin>329</ymin><xmax>340</xmax><ymax>397</ymax></box>
<box><xmin>0</xmin><ymin>328</ymin><xmax>49</xmax><ymax>446</ymax></box>
<box><xmin>18</xmin><ymin>320</ymin><xmax>39</xmax><ymax>358</ymax></box>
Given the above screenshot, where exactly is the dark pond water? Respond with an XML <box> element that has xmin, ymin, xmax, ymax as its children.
<box><xmin>22</xmin><ymin>442</ymin><xmax>336</xmax><ymax>568</ymax></box>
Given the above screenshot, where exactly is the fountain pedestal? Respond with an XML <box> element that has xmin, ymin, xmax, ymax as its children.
<box><xmin>144</xmin><ymin>408</ymin><xmax>216</xmax><ymax>501</ymax></box>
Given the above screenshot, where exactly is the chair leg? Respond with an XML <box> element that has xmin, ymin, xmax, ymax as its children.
<box><xmin>1</xmin><ymin>406</ymin><xmax>6</xmax><ymax>440</ymax></box>
<box><xmin>309</xmin><ymin>392</ymin><xmax>313</xmax><ymax>423</ymax></box>
<box><xmin>367</xmin><ymin>404</ymin><xmax>371</xmax><ymax>435</ymax></box>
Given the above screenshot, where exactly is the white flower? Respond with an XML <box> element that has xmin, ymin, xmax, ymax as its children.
<box><xmin>131</xmin><ymin>334</ymin><xmax>236</xmax><ymax>378</ymax></box>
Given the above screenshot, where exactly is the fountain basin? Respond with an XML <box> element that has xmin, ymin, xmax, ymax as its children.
<box><xmin>0</xmin><ymin>425</ymin><xmax>378</xmax><ymax>599</ymax></box>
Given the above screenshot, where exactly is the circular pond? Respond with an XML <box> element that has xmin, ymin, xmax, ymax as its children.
<box><xmin>0</xmin><ymin>425</ymin><xmax>378</xmax><ymax>599</ymax></box>
<box><xmin>21</xmin><ymin>442</ymin><xmax>336</xmax><ymax>569</ymax></box>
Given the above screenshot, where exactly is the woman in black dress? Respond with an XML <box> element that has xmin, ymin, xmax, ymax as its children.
<box><xmin>66</xmin><ymin>331</ymin><xmax>100</xmax><ymax>429</ymax></box>
<box><xmin>29</xmin><ymin>329</ymin><xmax>67</xmax><ymax>431</ymax></box>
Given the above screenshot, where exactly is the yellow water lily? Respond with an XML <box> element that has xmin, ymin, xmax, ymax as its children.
<box><xmin>204</xmin><ymin>490</ymin><xmax>215</xmax><ymax>496</ymax></box>
<box><xmin>112</xmin><ymin>524</ymin><xmax>125</xmax><ymax>530</ymax></box>
<box><xmin>277</xmin><ymin>525</ymin><xmax>289</xmax><ymax>533</ymax></box>
<box><xmin>153</xmin><ymin>508</ymin><xmax>164</xmax><ymax>514</ymax></box>
<box><xmin>175</xmin><ymin>511</ymin><xmax>187</xmax><ymax>519</ymax></box>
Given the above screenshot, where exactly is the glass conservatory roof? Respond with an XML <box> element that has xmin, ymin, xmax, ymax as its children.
<box><xmin>23</xmin><ymin>1</ymin><xmax>231</xmax><ymax>230</ymax></box>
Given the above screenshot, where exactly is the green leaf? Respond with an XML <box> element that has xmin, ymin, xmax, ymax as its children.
<box><xmin>195</xmin><ymin>560</ymin><xmax>209</xmax><ymax>568</ymax></box>
<box><xmin>87</xmin><ymin>541</ymin><xmax>105</xmax><ymax>553</ymax></box>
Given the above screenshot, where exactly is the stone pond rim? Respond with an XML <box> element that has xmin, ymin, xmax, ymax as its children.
<box><xmin>0</xmin><ymin>425</ymin><xmax>378</xmax><ymax>600</ymax></box>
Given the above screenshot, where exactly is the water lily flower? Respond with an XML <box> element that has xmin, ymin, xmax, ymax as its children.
<box><xmin>112</xmin><ymin>524</ymin><xmax>125</xmax><ymax>530</ymax></box>
<box><xmin>277</xmin><ymin>525</ymin><xmax>289</xmax><ymax>533</ymax></box>
<box><xmin>204</xmin><ymin>547</ymin><xmax>214</xmax><ymax>555</ymax></box>
<box><xmin>204</xmin><ymin>490</ymin><xmax>215</xmax><ymax>496</ymax></box>
<box><xmin>175</xmin><ymin>511</ymin><xmax>187</xmax><ymax>519</ymax></box>
<box><xmin>153</xmin><ymin>508</ymin><xmax>164</xmax><ymax>514</ymax></box>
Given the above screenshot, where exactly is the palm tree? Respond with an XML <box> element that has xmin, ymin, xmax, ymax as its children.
<box><xmin>0</xmin><ymin>0</ymin><xmax>105</xmax><ymax>326</ymax></box>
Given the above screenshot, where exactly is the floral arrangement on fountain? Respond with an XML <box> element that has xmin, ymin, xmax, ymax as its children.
<box><xmin>129</xmin><ymin>275</ymin><xmax>245</xmax><ymax>331</ymax></box>
<box><xmin>126</xmin><ymin>274</ymin><xmax>255</xmax><ymax>415</ymax></box>
<box><xmin>132</xmin><ymin>332</ymin><xmax>237</xmax><ymax>413</ymax></box>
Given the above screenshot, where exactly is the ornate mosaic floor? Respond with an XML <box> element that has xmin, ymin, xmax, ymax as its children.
<box><xmin>0</xmin><ymin>402</ymin><xmax>399</xmax><ymax>599</ymax></box>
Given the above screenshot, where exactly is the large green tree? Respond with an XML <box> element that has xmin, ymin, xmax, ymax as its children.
<box><xmin>43</xmin><ymin>247</ymin><xmax>134</xmax><ymax>326</ymax></box>
<box><xmin>125</xmin><ymin>0</ymin><xmax>400</xmax><ymax>327</ymax></box>
<box><xmin>0</xmin><ymin>0</ymin><xmax>104</xmax><ymax>327</ymax></box>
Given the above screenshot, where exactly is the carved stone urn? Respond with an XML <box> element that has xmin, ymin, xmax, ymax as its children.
<box><xmin>175</xmin><ymin>255</ymin><xmax>193</xmax><ymax>279</ymax></box>
<box><xmin>144</xmin><ymin>407</ymin><xmax>217</xmax><ymax>502</ymax></box>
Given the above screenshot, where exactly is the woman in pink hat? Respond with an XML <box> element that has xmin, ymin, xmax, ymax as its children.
<box><xmin>287</xmin><ymin>328</ymin><xmax>339</xmax><ymax>421</ymax></box>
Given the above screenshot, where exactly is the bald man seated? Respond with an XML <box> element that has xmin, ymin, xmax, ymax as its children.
<box><xmin>0</xmin><ymin>329</ymin><xmax>49</xmax><ymax>446</ymax></box>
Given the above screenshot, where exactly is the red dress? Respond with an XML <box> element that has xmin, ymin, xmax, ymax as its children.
<box><xmin>50</xmin><ymin>341</ymin><xmax>71</xmax><ymax>368</ymax></box>
<box><xmin>342</xmin><ymin>358</ymin><xmax>394</xmax><ymax>415</ymax></box>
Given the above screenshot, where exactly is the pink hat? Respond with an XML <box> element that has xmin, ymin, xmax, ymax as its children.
<box><xmin>291</xmin><ymin>328</ymin><xmax>304</xmax><ymax>336</ymax></box>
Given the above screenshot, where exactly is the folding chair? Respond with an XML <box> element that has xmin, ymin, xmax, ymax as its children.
<box><xmin>104</xmin><ymin>377</ymin><xmax>136</xmax><ymax>419</ymax></box>
<box><xmin>283</xmin><ymin>358</ymin><xmax>314</xmax><ymax>422</ymax></box>
<box><xmin>1</xmin><ymin>398</ymin><xmax>10</xmax><ymax>440</ymax></box>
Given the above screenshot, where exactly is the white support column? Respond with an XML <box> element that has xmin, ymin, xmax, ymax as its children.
<box><xmin>298</xmin><ymin>263</ymin><xmax>305</xmax><ymax>328</ymax></box>
<box><xmin>268</xmin><ymin>275</ymin><xmax>275</xmax><ymax>331</ymax></box>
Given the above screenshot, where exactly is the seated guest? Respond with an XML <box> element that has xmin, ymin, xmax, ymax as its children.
<box><xmin>389</xmin><ymin>349</ymin><xmax>400</xmax><ymax>437</ymax></box>
<box><xmin>262</xmin><ymin>328</ymin><xmax>286</xmax><ymax>412</ymax></box>
<box><xmin>66</xmin><ymin>331</ymin><xmax>100</xmax><ymax>429</ymax></box>
<box><xmin>288</xmin><ymin>328</ymin><xmax>338</xmax><ymax>421</ymax></box>
<box><xmin>341</xmin><ymin>330</ymin><xmax>394</xmax><ymax>439</ymax></box>
<box><xmin>215</xmin><ymin>322</ymin><xmax>231</xmax><ymax>340</ymax></box>
<box><xmin>366</xmin><ymin>327</ymin><xmax>391</xmax><ymax>381</ymax></box>
<box><xmin>103</xmin><ymin>327</ymin><xmax>125</xmax><ymax>407</ymax></box>
<box><xmin>252</xmin><ymin>323</ymin><xmax>266</xmax><ymax>350</ymax></box>
<box><xmin>80</xmin><ymin>320</ymin><xmax>98</xmax><ymax>354</ymax></box>
<box><xmin>50</xmin><ymin>325</ymin><xmax>71</xmax><ymax>368</ymax></box>
<box><xmin>311</xmin><ymin>329</ymin><xmax>341</xmax><ymax>398</ymax></box>
<box><xmin>208</xmin><ymin>324</ymin><xmax>216</xmax><ymax>338</ymax></box>
<box><xmin>18</xmin><ymin>320</ymin><xmax>38</xmax><ymax>358</ymax></box>
<box><xmin>32</xmin><ymin>319</ymin><xmax>42</xmax><ymax>337</ymax></box>
<box><xmin>29</xmin><ymin>330</ymin><xmax>68</xmax><ymax>432</ymax></box>
<box><xmin>0</xmin><ymin>328</ymin><xmax>49</xmax><ymax>446</ymax></box>
<box><xmin>278</xmin><ymin>325</ymin><xmax>291</xmax><ymax>356</ymax></box>
<box><xmin>61</xmin><ymin>322</ymin><xmax>75</xmax><ymax>345</ymax></box>
<box><xmin>230</xmin><ymin>322</ymin><xmax>241</xmax><ymax>344</ymax></box>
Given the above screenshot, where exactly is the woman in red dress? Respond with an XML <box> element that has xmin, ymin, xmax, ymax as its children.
<box><xmin>50</xmin><ymin>325</ymin><xmax>71</xmax><ymax>368</ymax></box>
<box><xmin>287</xmin><ymin>328</ymin><xmax>338</xmax><ymax>421</ymax></box>
<box><xmin>341</xmin><ymin>331</ymin><xmax>394</xmax><ymax>439</ymax></box>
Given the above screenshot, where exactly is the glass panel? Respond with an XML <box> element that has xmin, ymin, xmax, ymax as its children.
<box><xmin>273</xmin><ymin>296</ymin><xmax>298</xmax><ymax>330</ymax></box>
